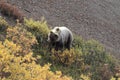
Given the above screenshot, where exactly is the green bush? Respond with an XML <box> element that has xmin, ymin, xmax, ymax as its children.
<box><xmin>48</xmin><ymin>36</ymin><xmax>117</xmax><ymax>80</ymax></box>
<box><xmin>82</xmin><ymin>39</ymin><xmax>107</xmax><ymax>65</ymax></box>
<box><xmin>0</xmin><ymin>17</ymin><xmax>8</xmax><ymax>31</ymax></box>
<box><xmin>24</xmin><ymin>18</ymin><xmax>49</xmax><ymax>39</ymax></box>
<box><xmin>0</xmin><ymin>17</ymin><xmax>8</xmax><ymax>41</ymax></box>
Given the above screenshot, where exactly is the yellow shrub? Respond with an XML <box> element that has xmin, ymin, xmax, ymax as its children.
<box><xmin>110</xmin><ymin>77</ymin><xmax>120</xmax><ymax>80</ymax></box>
<box><xmin>0</xmin><ymin>40</ymin><xmax>72</xmax><ymax>80</ymax></box>
<box><xmin>6</xmin><ymin>24</ymin><xmax>37</xmax><ymax>56</ymax></box>
<box><xmin>51</xmin><ymin>48</ymin><xmax>76</xmax><ymax>65</ymax></box>
<box><xmin>80</xmin><ymin>74</ymin><xmax>90</xmax><ymax>80</ymax></box>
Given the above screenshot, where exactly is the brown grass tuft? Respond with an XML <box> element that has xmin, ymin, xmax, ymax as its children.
<box><xmin>0</xmin><ymin>1</ymin><xmax>24</xmax><ymax>22</ymax></box>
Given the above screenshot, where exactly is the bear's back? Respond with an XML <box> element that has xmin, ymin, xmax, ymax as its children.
<box><xmin>59</xmin><ymin>26</ymin><xmax>73</xmax><ymax>43</ymax></box>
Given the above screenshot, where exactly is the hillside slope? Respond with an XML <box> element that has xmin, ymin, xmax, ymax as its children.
<box><xmin>5</xmin><ymin>0</ymin><xmax>120</xmax><ymax>59</ymax></box>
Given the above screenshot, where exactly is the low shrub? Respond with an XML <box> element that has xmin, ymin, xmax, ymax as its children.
<box><xmin>0</xmin><ymin>40</ymin><xmax>72</xmax><ymax>80</ymax></box>
<box><xmin>0</xmin><ymin>17</ymin><xmax>118</xmax><ymax>80</ymax></box>
<box><xmin>0</xmin><ymin>16</ymin><xmax>8</xmax><ymax>41</ymax></box>
<box><xmin>48</xmin><ymin>36</ymin><xmax>116</xmax><ymax>80</ymax></box>
<box><xmin>24</xmin><ymin>18</ymin><xmax>50</xmax><ymax>57</ymax></box>
<box><xmin>24</xmin><ymin>18</ymin><xmax>49</xmax><ymax>39</ymax></box>
<box><xmin>0</xmin><ymin>16</ymin><xmax>8</xmax><ymax>31</ymax></box>
<box><xmin>6</xmin><ymin>23</ymin><xmax>37</xmax><ymax>56</ymax></box>
<box><xmin>51</xmin><ymin>48</ymin><xmax>76</xmax><ymax>65</ymax></box>
<box><xmin>80</xmin><ymin>74</ymin><xmax>91</xmax><ymax>80</ymax></box>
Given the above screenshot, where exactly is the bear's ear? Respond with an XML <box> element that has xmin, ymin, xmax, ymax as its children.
<box><xmin>56</xmin><ymin>28</ymin><xmax>60</xmax><ymax>32</ymax></box>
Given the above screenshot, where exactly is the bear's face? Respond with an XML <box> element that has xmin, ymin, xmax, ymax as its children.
<box><xmin>49</xmin><ymin>31</ymin><xmax>58</xmax><ymax>42</ymax></box>
<box><xmin>47</xmin><ymin>27</ymin><xmax>61</xmax><ymax>42</ymax></box>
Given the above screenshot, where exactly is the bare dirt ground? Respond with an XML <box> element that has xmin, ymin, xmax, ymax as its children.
<box><xmin>4</xmin><ymin>0</ymin><xmax>120</xmax><ymax>59</ymax></box>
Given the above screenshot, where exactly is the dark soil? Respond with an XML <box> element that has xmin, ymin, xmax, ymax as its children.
<box><xmin>2</xmin><ymin>0</ymin><xmax>120</xmax><ymax>59</ymax></box>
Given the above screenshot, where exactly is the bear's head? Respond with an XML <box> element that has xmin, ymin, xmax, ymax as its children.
<box><xmin>47</xmin><ymin>27</ymin><xmax>61</xmax><ymax>43</ymax></box>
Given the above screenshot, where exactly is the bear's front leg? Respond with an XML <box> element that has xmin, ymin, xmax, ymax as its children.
<box><xmin>55</xmin><ymin>42</ymin><xmax>64</xmax><ymax>51</ymax></box>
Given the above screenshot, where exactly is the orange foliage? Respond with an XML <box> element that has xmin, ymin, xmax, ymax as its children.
<box><xmin>6</xmin><ymin>23</ymin><xmax>37</xmax><ymax>56</ymax></box>
<box><xmin>51</xmin><ymin>49</ymin><xmax>76</xmax><ymax>65</ymax></box>
<box><xmin>0</xmin><ymin>40</ymin><xmax>72</xmax><ymax>80</ymax></box>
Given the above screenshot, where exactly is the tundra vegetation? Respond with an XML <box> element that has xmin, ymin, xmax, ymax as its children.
<box><xmin>0</xmin><ymin>2</ymin><xmax>119</xmax><ymax>79</ymax></box>
<box><xmin>0</xmin><ymin>17</ymin><xmax>119</xmax><ymax>80</ymax></box>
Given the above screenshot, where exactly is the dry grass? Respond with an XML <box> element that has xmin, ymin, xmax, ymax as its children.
<box><xmin>0</xmin><ymin>1</ymin><xmax>24</xmax><ymax>22</ymax></box>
